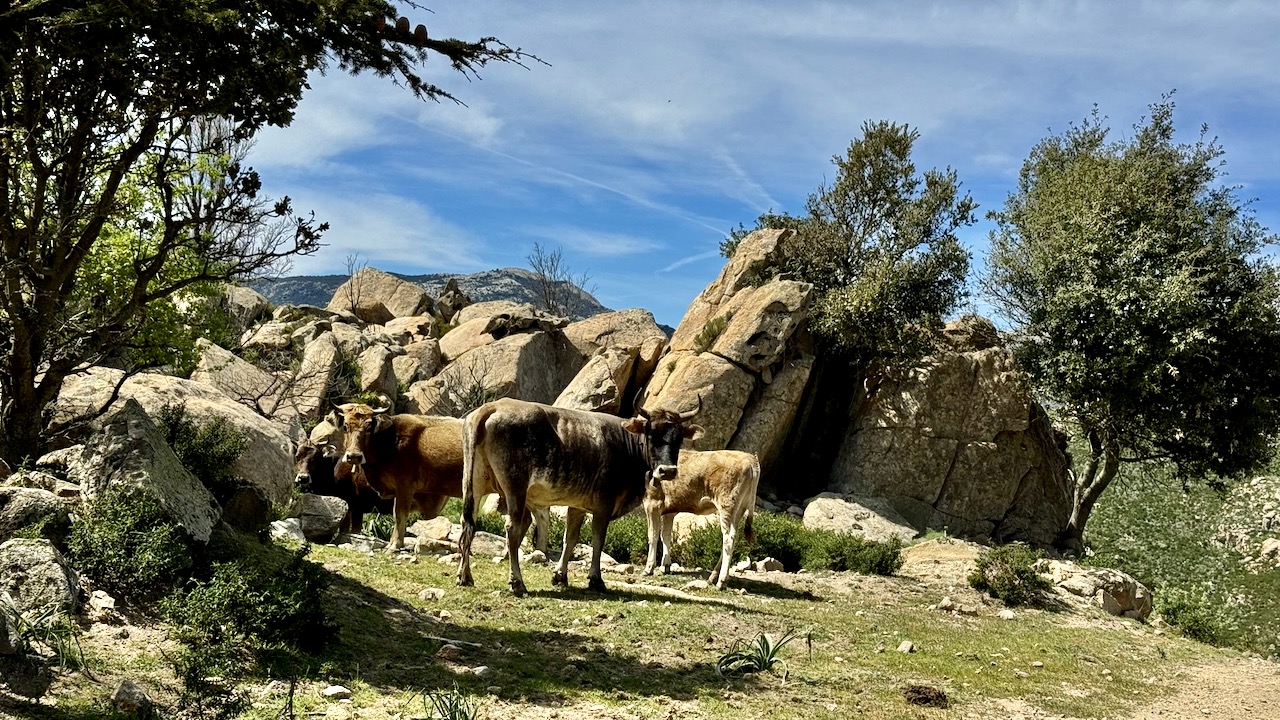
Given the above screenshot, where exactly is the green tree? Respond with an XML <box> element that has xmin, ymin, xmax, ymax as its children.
<box><xmin>726</xmin><ymin>121</ymin><xmax>975</xmax><ymax>368</ymax></box>
<box><xmin>983</xmin><ymin>98</ymin><xmax>1280</xmax><ymax>550</ymax></box>
<box><xmin>0</xmin><ymin>1</ymin><xmax>534</xmax><ymax>464</ymax></box>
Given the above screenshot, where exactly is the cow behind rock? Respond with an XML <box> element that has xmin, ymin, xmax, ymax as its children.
<box><xmin>292</xmin><ymin>438</ymin><xmax>392</xmax><ymax>534</ymax></box>
<box><xmin>642</xmin><ymin>449</ymin><xmax>760</xmax><ymax>589</ymax></box>
<box><xmin>457</xmin><ymin>397</ymin><xmax>703</xmax><ymax>596</ymax></box>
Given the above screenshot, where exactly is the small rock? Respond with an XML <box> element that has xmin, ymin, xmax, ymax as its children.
<box><xmin>527</xmin><ymin>550</ymin><xmax>549</xmax><ymax>565</ymax></box>
<box><xmin>418</xmin><ymin>587</ymin><xmax>446</xmax><ymax>601</ymax></box>
<box><xmin>1013</xmin><ymin>669</ymin><xmax>1029</xmax><ymax>678</ymax></box>
<box><xmin>322</xmin><ymin>685</ymin><xmax>351</xmax><ymax>700</ymax></box>
<box><xmin>438</xmin><ymin>553</ymin><xmax>462</xmax><ymax>565</ymax></box>
<box><xmin>733</xmin><ymin>559</ymin><xmax>752</xmax><ymax>572</ymax></box>
<box><xmin>437</xmin><ymin>645</ymin><xmax>464</xmax><ymax>661</ymax></box>
<box><xmin>755</xmin><ymin>557</ymin><xmax>784</xmax><ymax>572</ymax></box>
<box><xmin>998</xmin><ymin>609</ymin><xmax>1016</xmax><ymax>620</ymax></box>
<box><xmin>937</xmin><ymin>596</ymin><xmax>954</xmax><ymax>611</ymax></box>
<box><xmin>897</xmin><ymin>640</ymin><xmax>915</xmax><ymax>653</ymax></box>
<box><xmin>683</xmin><ymin>579</ymin><xmax>709</xmax><ymax>591</ymax></box>
<box><xmin>487</xmin><ymin>685</ymin><xmax>502</xmax><ymax>694</ymax></box>
<box><xmin>111</xmin><ymin>679</ymin><xmax>153</xmax><ymax>715</ymax></box>
<box><xmin>472</xmin><ymin>665</ymin><xmax>493</xmax><ymax>677</ymax></box>
<box><xmin>1032</xmin><ymin>661</ymin><xmax>1044</xmax><ymax>668</ymax></box>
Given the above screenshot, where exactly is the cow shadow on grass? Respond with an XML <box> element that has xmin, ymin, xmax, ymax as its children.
<box><xmin>318</xmin><ymin>571</ymin><xmax>767</xmax><ymax>710</ymax></box>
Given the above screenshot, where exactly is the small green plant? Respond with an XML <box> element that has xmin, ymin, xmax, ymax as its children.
<box><xmin>673</xmin><ymin>512</ymin><xmax>902</xmax><ymax>575</ymax></box>
<box><xmin>692</xmin><ymin>312</ymin><xmax>732</xmax><ymax>354</ymax></box>
<box><xmin>716</xmin><ymin>628</ymin><xmax>804</xmax><ymax>682</ymax></box>
<box><xmin>9</xmin><ymin>508</ymin><xmax>71</xmax><ymax>545</ymax></box>
<box><xmin>363</xmin><ymin>511</ymin><xmax>395</xmax><ymax>540</ymax></box>
<box><xmin>66</xmin><ymin>486</ymin><xmax>193</xmax><ymax>600</ymax></box>
<box><xmin>0</xmin><ymin>593</ymin><xmax>85</xmax><ymax>669</ymax></box>
<box><xmin>417</xmin><ymin>683</ymin><xmax>482</xmax><ymax>720</ymax></box>
<box><xmin>1158</xmin><ymin>586</ymin><xmax>1233</xmax><ymax>645</ymax></box>
<box><xmin>803</xmin><ymin>531</ymin><xmax>904</xmax><ymax>575</ymax></box>
<box><xmin>968</xmin><ymin>543</ymin><xmax>1053</xmax><ymax>607</ymax></box>
<box><xmin>156</xmin><ymin>402</ymin><xmax>248</xmax><ymax>504</ymax></box>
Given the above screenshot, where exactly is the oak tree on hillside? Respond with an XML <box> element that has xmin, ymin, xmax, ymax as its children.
<box><xmin>0</xmin><ymin>1</ymin><xmax>535</xmax><ymax>464</ymax></box>
<box><xmin>724</xmin><ymin>120</ymin><xmax>975</xmax><ymax>369</ymax></box>
<box><xmin>983</xmin><ymin>99</ymin><xmax>1280</xmax><ymax>550</ymax></box>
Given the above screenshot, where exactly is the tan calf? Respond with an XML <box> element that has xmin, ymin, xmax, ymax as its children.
<box><xmin>643</xmin><ymin>449</ymin><xmax>760</xmax><ymax>590</ymax></box>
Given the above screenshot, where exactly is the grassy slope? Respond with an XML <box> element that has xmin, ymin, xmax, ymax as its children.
<box><xmin>258</xmin><ymin>544</ymin><xmax>1216</xmax><ymax>718</ymax></box>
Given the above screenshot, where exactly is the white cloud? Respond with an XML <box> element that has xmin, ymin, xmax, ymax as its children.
<box><xmin>525</xmin><ymin>226</ymin><xmax>663</xmax><ymax>257</ymax></box>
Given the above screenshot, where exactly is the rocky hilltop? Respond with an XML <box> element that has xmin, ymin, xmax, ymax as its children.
<box><xmin>252</xmin><ymin>267</ymin><xmax>611</xmax><ymax>321</ymax></box>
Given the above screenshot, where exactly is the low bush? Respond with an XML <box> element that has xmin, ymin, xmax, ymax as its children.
<box><xmin>161</xmin><ymin>545</ymin><xmax>337</xmax><ymax>718</ymax></box>
<box><xmin>65</xmin><ymin>486</ymin><xmax>193</xmax><ymax>600</ymax></box>
<box><xmin>672</xmin><ymin>512</ymin><xmax>902</xmax><ymax>575</ymax></box>
<box><xmin>968</xmin><ymin>543</ymin><xmax>1053</xmax><ymax>607</ymax></box>
<box><xmin>156</xmin><ymin>402</ymin><xmax>248</xmax><ymax>505</ymax></box>
<box><xmin>1158</xmin><ymin>586</ymin><xmax>1234</xmax><ymax>645</ymax></box>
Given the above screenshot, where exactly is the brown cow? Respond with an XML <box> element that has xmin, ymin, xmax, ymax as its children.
<box><xmin>457</xmin><ymin>398</ymin><xmax>703</xmax><ymax>595</ymax></box>
<box><xmin>292</xmin><ymin>438</ymin><xmax>393</xmax><ymax>533</ymax></box>
<box><xmin>335</xmin><ymin>403</ymin><xmax>547</xmax><ymax>554</ymax></box>
<box><xmin>642</xmin><ymin>449</ymin><xmax>760</xmax><ymax>589</ymax></box>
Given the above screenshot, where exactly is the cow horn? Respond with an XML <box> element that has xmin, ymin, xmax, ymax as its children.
<box><xmin>678</xmin><ymin>395</ymin><xmax>702</xmax><ymax>422</ymax></box>
<box><xmin>636</xmin><ymin>405</ymin><xmax>651</xmax><ymax>420</ymax></box>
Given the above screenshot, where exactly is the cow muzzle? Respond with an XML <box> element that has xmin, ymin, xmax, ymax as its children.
<box><xmin>294</xmin><ymin>473</ymin><xmax>311</xmax><ymax>492</ymax></box>
<box><xmin>342</xmin><ymin>452</ymin><xmax>364</xmax><ymax>466</ymax></box>
<box><xmin>651</xmin><ymin>464</ymin><xmax>678</xmax><ymax>482</ymax></box>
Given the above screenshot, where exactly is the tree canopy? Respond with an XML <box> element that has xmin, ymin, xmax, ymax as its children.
<box><xmin>725</xmin><ymin>120</ymin><xmax>975</xmax><ymax>368</ymax></box>
<box><xmin>983</xmin><ymin>98</ymin><xmax>1280</xmax><ymax>549</ymax></box>
<box><xmin>0</xmin><ymin>1</ymin><xmax>535</xmax><ymax>463</ymax></box>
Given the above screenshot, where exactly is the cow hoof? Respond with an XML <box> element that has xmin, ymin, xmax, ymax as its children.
<box><xmin>587</xmin><ymin>576</ymin><xmax>607</xmax><ymax>593</ymax></box>
<box><xmin>510</xmin><ymin>580</ymin><xmax>527</xmax><ymax>597</ymax></box>
<box><xmin>642</xmin><ymin>564</ymin><xmax>655</xmax><ymax>576</ymax></box>
<box><xmin>551</xmin><ymin>571</ymin><xmax>569</xmax><ymax>587</ymax></box>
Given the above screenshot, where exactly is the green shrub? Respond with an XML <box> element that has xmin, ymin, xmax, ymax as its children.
<box><xmin>1158</xmin><ymin>586</ymin><xmax>1233</xmax><ymax>645</ymax></box>
<box><xmin>968</xmin><ymin>544</ymin><xmax>1053</xmax><ymax>607</ymax></box>
<box><xmin>692</xmin><ymin>313</ymin><xmax>731</xmax><ymax>354</ymax></box>
<box><xmin>602</xmin><ymin>514</ymin><xmax>650</xmax><ymax>564</ymax></box>
<box><xmin>10</xmin><ymin>508</ymin><xmax>72</xmax><ymax>545</ymax></box>
<box><xmin>672</xmin><ymin>512</ymin><xmax>902</xmax><ymax>575</ymax></box>
<box><xmin>161</xmin><ymin>545</ymin><xmax>337</xmax><ymax>717</ymax></box>
<box><xmin>0</xmin><ymin>593</ymin><xmax>84</xmax><ymax>669</ymax></box>
<box><xmin>156</xmin><ymin>402</ymin><xmax>248</xmax><ymax>504</ymax></box>
<box><xmin>66</xmin><ymin>487</ymin><xmax>193</xmax><ymax>600</ymax></box>
<box><xmin>804</xmin><ymin>531</ymin><xmax>904</xmax><ymax>575</ymax></box>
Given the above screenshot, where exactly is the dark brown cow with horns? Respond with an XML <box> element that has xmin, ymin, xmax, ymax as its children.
<box><xmin>457</xmin><ymin>397</ymin><xmax>703</xmax><ymax>595</ymax></box>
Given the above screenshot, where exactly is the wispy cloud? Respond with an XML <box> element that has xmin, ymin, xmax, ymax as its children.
<box><xmin>526</xmin><ymin>226</ymin><xmax>663</xmax><ymax>257</ymax></box>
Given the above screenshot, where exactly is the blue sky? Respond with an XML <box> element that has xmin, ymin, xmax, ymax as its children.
<box><xmin>248</xmin><ymin>1</ymin><xmax>1280</xmax><ymax>328</ymax></box>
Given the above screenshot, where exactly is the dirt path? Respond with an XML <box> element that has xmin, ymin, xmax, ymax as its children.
<box><xmin>1130</xmin><ymin>657</ymin><xmax>1280</xmax><ymax>719</ymax></box>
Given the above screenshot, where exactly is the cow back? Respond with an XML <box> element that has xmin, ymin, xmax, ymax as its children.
<box><xmin>360</xmin><ymin>414</ymin><xmax>465</xmax><ymax>499</ymax></box>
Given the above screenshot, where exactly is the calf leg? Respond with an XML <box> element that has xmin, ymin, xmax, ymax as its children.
<box><xmin>711</xmin><ymin>506</ymin><xmax>737</xmax><ymax>590</ymax></box>
<box><xmin>553</xmin><ymin>508</ymin><xmax>586</xmax><ymax>587</ymax></box>
<box><xmin>660</xmin><ymin>514</ymin><xmax>677</xmax><ymax>573</ymax></box>
<box><xmin>588</xmin><ymin>514</ymin><xmax>609</xmax><ymax>593</ymax></box>
<box><xmin>642</xmin><ymin>501</ymin><xmax>663</xmax><ymax>576</ymax></box>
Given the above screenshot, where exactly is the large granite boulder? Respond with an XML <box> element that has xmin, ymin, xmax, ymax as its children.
<box><xmin>406</xmin><ymin>330</ymin><xmax>586</xmax><ymax>415</ymax></box>
<box><xmin>63</xmin><ymin>399</ymin><xmax>221</xmax><ymax>543</ymax></box>
<box><xmin>55</xmin><ymin>368</ymin><xmax>295</xmax><ymax>506</ymax></box>
<box><xmin>554</xmin><ymin>347</ymin><xmax>638</xmax><ymax>414</ymax></box>
<box><xmin>642</xmin><ymin>350</ymin><xmax>754</xmax><ymax>450</ymax></box>
<box><xmin>0</xmin><ymin>487</ymin><xmax>71</xmax><ymax>545</ymax></box>
<box><xmin>326</xmin><ymin>267</ymin><xmax>433</xmax><ymax>321</ymax></box>
<box><xmin>802</xmin><ymin>492</ymin><xmax>919</xmax><ymax>544</ymax></box>
<box><xmin>829</xmin><ymin>318</ymin><xmax>1073</xmax><ymax>546</ymax></box>
<box><xmin>0</xmin><ymin>539</ymin><xmax>79</xmax><ymax>615</ymax></box>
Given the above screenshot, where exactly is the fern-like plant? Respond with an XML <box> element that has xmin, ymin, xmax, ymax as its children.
<box><xmin>716</xmin><ymin>628</ymin><xmax>805</xmax><ymax>683</ymax></box>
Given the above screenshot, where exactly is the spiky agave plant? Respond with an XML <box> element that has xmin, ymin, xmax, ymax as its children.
<box><xmin>418</xmin><ymin>683</ymin><xmax>482</xmax><ymax>720</ymax></box>
<box><xmin>716</xmin><ymin>627</ymin><xmax>806</xmax><ymax>683</ymax></box>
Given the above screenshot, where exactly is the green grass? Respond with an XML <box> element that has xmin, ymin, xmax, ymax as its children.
<box><xmin>1083</xmin><ymin>461</ymin><xmax>1280</xmax><ymax>658</ymax></box>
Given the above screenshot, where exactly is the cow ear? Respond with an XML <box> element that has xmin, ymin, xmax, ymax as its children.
<box><xmin>620</xmin><ymin>417</ymin><xmax>647</xmax><ymax>435</ymax></box>
<box><xmin>333</xmin><ymin>412</ymin><xmax>346</xmax><ymax>429</ymax></box>
<box><xmin>374</xmin><ymin>414</ymin><xmax>394</xmax><ymax>433</ymax></box>
<box><xmin>682</xmin><ymin>424</ymin><xmax>705</xmax><ymax>441</ymax></box>
<box><xmin>320</xmin><ymin>443</ymin><xmax>340</xmax><ymax>459</ymax></box>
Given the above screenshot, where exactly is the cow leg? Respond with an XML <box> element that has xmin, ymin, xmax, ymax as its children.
<box><xmin>712</xmin><ymin>506</ymin><xmax>736</xmax><ymax>590</ymax></box>
<box><xmin>553</xmin><ymin>508</ymin><xmax>586</xmax><ymax>587</ymax></box>
<box><xmin>660</xmin><ymin>514</ymin><xmax>677</xmax><ymax>573</ymax></box>
<box><xmin>416</xmin><ymin>493</ymin><xmax>449</xmax><ymax>519</ymax></box>
<box><xmin>347</xmin><ymin>509</ymin><xmax>364</xmax><ymax>535</ymax></box>
<box><xmin>385</xmin><ymin>488</ymin><xmax>412</xmax><ymax>553</ymax></box>
<box><xmin>587</xmin><ymin>514</ymin><xmax>609</xmax><ymax>592</ymax></box>
<box><xmin>503</xmin><ymin>505</ymin><xmax>532</xmax><ymax>597</ymax></box>
<box><xmin>530</xmin><ymin>506</ymin><xmax>550</xmax><ymax>555</ymax></box>
<box><xmin>642</xmin><ymin>501</ymin><xmax>662</xmax><ymax>576</ymax></box>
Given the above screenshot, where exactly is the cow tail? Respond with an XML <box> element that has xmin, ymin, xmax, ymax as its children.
<box><xmin>743</xmin><ymin>457</ymin><xmax>761</xmax><ymax>546</ymax></box>
<box><xmin>459</xmin><ymin>404</ymin><xmax>492</xmax><ymax>559</ymax></box>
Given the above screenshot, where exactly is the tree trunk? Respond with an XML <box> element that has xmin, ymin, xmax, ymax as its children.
<box><xmin>1057</xmin><ymin>428</ymin><xmax>1120</xmax><ymax>552</ymax></box>
<box><xmin>0</xmin><ymin>381</ymin><xmax>49</xmax><ymax>467</ymax></box>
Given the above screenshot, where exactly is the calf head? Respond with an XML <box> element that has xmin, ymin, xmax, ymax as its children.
<box><xmin>292</xmin><ymin>438</ymin><xmax>339</xmax><ymax>492</ymax></box>
<box><xmin>622</xmin><ymin>397</ymin><xmax>704</xmax><ymax>483</ymax></box>
<box><xmin>333</xmin><ymin>402</ymin><xmax>393</xmax><ymax>467</ymax></box>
